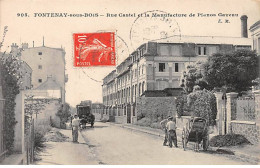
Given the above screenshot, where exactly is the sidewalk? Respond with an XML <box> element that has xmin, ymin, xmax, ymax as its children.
<box><xmin>109</xmin><ymin>122</ymin><xmax>260</xmax><ymax>165</ymax></box>
<box><xmin>34</xmin><ymin>129</ymin><xmax>99</xmax><ymax>165</ymax></box>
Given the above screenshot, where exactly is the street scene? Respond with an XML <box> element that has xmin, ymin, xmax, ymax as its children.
<box><xmin>35</xmin><ymin>122</ymin><xmax>256</xmax><ymax>165</ymax></box>
<box><xmin>0</xmin><ymin>0</ymin><xmax>260</xmax><ymax>166</ymax></box>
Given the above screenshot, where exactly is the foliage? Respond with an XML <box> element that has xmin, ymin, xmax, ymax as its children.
<box><xmin>24</xmin><ymin>95</ymin><xmax>51</xmax><ymax>133</ymax></box>
<box><xmin>135</xmin><ymin>118</ymin><xmax>163</xmax><ymax>129</ymax></box>
<box><xmin>181</xmin><ymin>61</ymin><xmax>209</xmax><ymax>93</ymax></box>
<box><xmin>176</xmin><ymin>92</ymin><xmax>189</xmax><ymax>117</ymax></box>
<box><xmin>135</xmin><ymin>117</ymin><xmax>152</xmax><ymax>127</ymax></box>
<box><xmin>204</xmin><ymin>49</ymin><xmax>259</xmax><ymax>93</ymax></box>
<box><xmin>0</xmin><ymin>50</ymin><xmax>23</xmax><ymax>153</ymax></box>
<box><xmin>209</xmin><ymin>134</ymin><xmax>251</xmax><ymax>147</ymax></box>
<box><xmin>56</xmin><ymin>103</ymin><xmax>71</xmax><ymax>128</ymax></box>
<box><xmin>187</xmin><ymin>89</ymin><xmax>217</xmax><ymax>126</ymax></box>
<box><xmin>34</xmin><ymin>130</ymin><xmax>46</xmax><ymax>160</ymax></box>
<box><xmin>252</xmin><ymin>77</ymin><xmax>260</xmax><ymax>90</ymax></box>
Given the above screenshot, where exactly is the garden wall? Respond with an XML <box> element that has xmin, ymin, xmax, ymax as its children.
<box><xmin>136</xmin><ymin>97</ymin><xmax>176</xmax><ymax>121</ymax></box>
<box><xmin>231</xmin><ymin>121</ymin><xmax>260</xmax><ymax>144</ymax></box>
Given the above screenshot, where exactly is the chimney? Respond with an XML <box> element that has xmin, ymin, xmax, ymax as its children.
<box><xmin>240</xmin><ymin>15</ymin><xmax>248</xmax><ymax>38</ymax></box>
<box><xmin>21</xmin><ymin>43</ymin><xmax>28</xmax><ymax>49</ymax></box>
<box><xmin>11</xmin><ymin>43</ymin><xmax>19</xmax><ymax>52</ymax></box>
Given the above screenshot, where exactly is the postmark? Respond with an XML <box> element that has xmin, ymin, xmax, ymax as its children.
<box><xmin>72</xmin><ymin>31</ymin><xmax>130</xmax><ymax>83</ymax></box>
<box><xmin>73</xmin><ymin>32</ymin><xmax>116</xmax><ymax>67</ymax></box>
<box><xmin>130</xmin><ymin>10</ymin><xmax>182</xmax><ymax>50</ymax></box>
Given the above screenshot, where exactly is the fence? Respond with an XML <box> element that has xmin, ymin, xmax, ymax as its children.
<box><xmin>0</xmin><ymin>97</ymin><xmax>6</xmax><ymax>162</ymax></box>
<box><xmin>25</xmin><ymin>118</ymin><xmax>34</xmax><ymax>164</ymax></box>
<box><xmin>235</xmin><ymin>97</ymin><xmax>255</xmax><ymax>121</ymax></box>
<box><xmin>215</xmin><ymin>91</ymin><xmax>259</xmax><ymax>144</ymax></box>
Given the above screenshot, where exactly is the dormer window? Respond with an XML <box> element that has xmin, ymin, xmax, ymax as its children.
<box><xmin>198</xmin><ymin>46</ymin><xmax>207</xmax><ymax>56</ymax></box>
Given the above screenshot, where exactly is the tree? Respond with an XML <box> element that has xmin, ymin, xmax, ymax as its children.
<box><xmin>0</xmin><ymin>36</ymin><xmax>23</xmax><ymax>153</ymax></box>
<box><xmin>204</xmin><ymin>49</ymin><xmax>259</xmax><ymax>93</ymax></box>
<box><xmin>56</xmin><ymin>103</ymin><xmax>71</xmax><ymax>128</ymax></box>
<box><xmin>181</xmin><ymin>61</ymin><xmax>208</xmax><ymax>93</ymax></box>
<box><xmin>24</xmin><ymin>95</ymin><xmax>51</xmax><ymax>129</ymax></box>
<box><xmin>187</xmin><ymin>88</ymin><xmax>217</xmax><ymax>126</ymax></box>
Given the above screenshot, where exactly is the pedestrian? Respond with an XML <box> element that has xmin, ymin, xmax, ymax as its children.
<box><xmin>166</xmin><ymin>116</ymin><xmax>178</xmax><ymax>148</ymax></box>
<box><xmin>71</xmin><ymin>114</ymin><xmax>81</xmax><ymax>143</ymax></box>
<box><xmin>160</xmin><ymin>116</ymin><xmax>170</xmax><ymax>146</ymax></box>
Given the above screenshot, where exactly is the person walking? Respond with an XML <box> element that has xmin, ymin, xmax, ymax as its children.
<box><xmin>160</xmin><ymin>116</ymin><xmax>170</xmax><ymax>146</ymax></box>
<box><xmin>166</xmin><ymin>116</ymin><xmax>178</xmax><ymax>148</ymax></box>
<box><xmin>71</xmin><ymin>114</ymin><xmax>81</xmax><ymax>143</ymax></box>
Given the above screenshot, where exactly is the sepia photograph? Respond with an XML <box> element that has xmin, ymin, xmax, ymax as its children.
<box><xmin>0</xmin><ymin>0</ymin><xmax>259</xmax><ymax>165</ymax></box>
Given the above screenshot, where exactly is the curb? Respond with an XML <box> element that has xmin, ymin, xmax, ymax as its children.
<box><xmin>109</xmin><ymin>122</ymin><xmax>259</xmax><ymax>164</ymax></box>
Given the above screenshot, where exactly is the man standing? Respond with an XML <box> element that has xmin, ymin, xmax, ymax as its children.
<box><xmin>72</xmin><ymin>114</ymin><xmax>81</xmax><ymax>143</ymax></box>
<box><xmin>160</xmin><ymin>116</ymin><xmax>170</xmax><ymax>146</ymax></box>
<box><xmin>166</xmin><ymin>116</ymin><xmax>178</xmax><ymax>148</ymax></box>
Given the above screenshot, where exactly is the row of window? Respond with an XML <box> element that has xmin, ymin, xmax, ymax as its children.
<box><xmin>158</xmin><ymin>63</ymin><xmax>179</xmax><ymax>72</ymax></box>
<box><xmin>158</xmin><ymin>45</ymin><xmax>218</xmax><ymax>56</ymax></box>
<box><xmin>103</xmin><ymin>82</ymin><xmax>146</xmax><ymax>104</ymax></box>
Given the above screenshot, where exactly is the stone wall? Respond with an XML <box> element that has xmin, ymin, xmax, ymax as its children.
<box><xmin>231</xmin><ymin>121</ymin><xmax>259</xmax><ymax>144</ymax></box>
<box><xmin>115</xmin><ymin>116</ymin><xmax>127</xmax><ymax>123</ymax></box>
<box><xmin>136</xmin><ymin>97</ymin><xmax>176</xmax><ymax>121</ymax></box>
<box><xmin>35</xmin><ymin>99</ymin><xmax>61</xmax><ymax>128</ymax></box>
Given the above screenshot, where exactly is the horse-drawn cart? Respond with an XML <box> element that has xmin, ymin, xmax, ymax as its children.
<box><xmin>182</xmin><ymin>117</ymin><xmax>209</xmax><ymax>151</ymax></box>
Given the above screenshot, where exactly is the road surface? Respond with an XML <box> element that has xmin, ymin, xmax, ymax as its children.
<box><xmin>80</xmin><ymin>122</ymin><xmax>247</xmax><ymax>165</ymax></box>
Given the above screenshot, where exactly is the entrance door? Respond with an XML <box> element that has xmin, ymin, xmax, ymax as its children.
<box><xmin>127</xmin><ymin>105</ymin><xmax>131</xmax><ymax>123</ymax></box>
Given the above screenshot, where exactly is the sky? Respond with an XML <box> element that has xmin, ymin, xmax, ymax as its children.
<box><xmin>0</xmin><ymin>0</ymin><xmax>260</xmax><ymax>107</ymax></box>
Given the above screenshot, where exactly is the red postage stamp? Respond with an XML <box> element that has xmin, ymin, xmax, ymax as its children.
<box><xmin>73</xmin><ymin>32</ymin><xmax>115</xmax><ymax>67</ymax></box>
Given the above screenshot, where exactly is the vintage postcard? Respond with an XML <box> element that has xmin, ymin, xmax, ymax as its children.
<box><xmin>0</xmin><ymin>0</ymin><xmax>260</xmax><ymax>165</ymax></box>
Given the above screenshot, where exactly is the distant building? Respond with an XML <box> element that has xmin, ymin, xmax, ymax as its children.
<box><xmin>250</xmin><ymin>20</ymin><xmax>260</xmax><ymax>54</ymax></box>
<box><xmin>102</xmin><ymin>16</ymin><xmax>252</xmax><ymax>123</ymax></box>
<box><xmin>19</xmin><ymin>62</ymin><xmax>32</xmax><ymax>90</ymax></box>
<box><xmin>12</xmin><ymin>42</ymin><xmax>68</xmax><ymax>103</ymax></box>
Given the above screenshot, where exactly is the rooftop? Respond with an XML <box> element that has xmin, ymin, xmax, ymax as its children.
<box><xmin>153</xmin><ymin>35</ymin><xmax>252</xmax><ymax>46</ymax></box>
<box><xmin>36</xmin><ymin>76</ymin><xmax>61</xmax><ymax>90</ymax></box>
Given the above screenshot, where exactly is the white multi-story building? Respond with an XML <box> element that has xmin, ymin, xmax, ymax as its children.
<box><xmin>11</xmin><ymin>42</ymin><xmax>68</xmax><ymax>103</ymax></box>
<box><xmin>102</xmin><ymin>16</ymin><xmax>252</xmax><ymax>124</ymax></box>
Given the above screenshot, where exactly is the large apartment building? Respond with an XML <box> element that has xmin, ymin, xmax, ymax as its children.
<box><xmin>11</xmin><ymin>42</ymin><xmax>68</xmax><ymax>103</ymax></box>
<box><xmin>102</xmin><ymin>16</ymin><xmax>253</xmax><ymax>123</ymax></box>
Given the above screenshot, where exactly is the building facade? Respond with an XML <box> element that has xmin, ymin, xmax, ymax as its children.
<box><xmin>14</xmin><ymin>43</ymin><xmax>68</xmax><ymax>103</ymax></box>
<box><xmin>250</xmin><ymin>20</ymin><xmax>260</xmax><ymax>54</ymax></box>
<box><xmin>102</xmin><ymin>36</ymin><xmax>252</xmax><ymax>123</ymax></box>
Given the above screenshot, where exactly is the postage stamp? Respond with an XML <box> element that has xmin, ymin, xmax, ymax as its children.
<box><xmin>73</xmin><ymin>32</ymin><xmax>115</xmax><ymax>67</ymax></box>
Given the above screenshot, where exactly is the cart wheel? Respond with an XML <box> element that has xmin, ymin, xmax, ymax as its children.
<box><xmin>202</xmin><ymin>134</ymin><xmax>209</xmax><ymax>151</ymax></box>
<box><xmin>182</xmin><ymin>128</ymin><xmax>186</xmax><ymax>151</ymax></box>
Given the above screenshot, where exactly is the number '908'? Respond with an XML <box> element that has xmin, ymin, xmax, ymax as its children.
<box><xmin>17</xmin><ymin>13</ymin><xmax>29</xmax><ymax>17</ymax></box>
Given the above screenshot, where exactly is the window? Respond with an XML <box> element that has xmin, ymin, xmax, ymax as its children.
<box><xmin>142</xmin><ymin>65</ymin><xmax>144</xmax><ymax>74</ymax></box>
<box><xmin>159</xmin><ymin>63</ymin><xmax>166</xmax><ymax>72</ymax></box>
<box><xmin>38</xmin><ymin>52</ymin><xmax>42</xmax><ymax>55</ymax></box>
<box><xmin>142</xmin><ymin>82</ymin><xmax>145</xmax><ymax>93</ymax></box>
<box><xmin>175</xmin><ymin>63</ymin><xmax>179</xmax><ymax>72</ymax></box>
<box><xmin>38</xmin><ymin>79</ymin><xmax>42</xmax><ymax>83</ymax></box>
<box><xmin>139</xmin><ymin>83</ymin><xmax>141</xmax><ymax>96</ymax></box>
<box><xmin>254</xmin><ymin>38</ymin><xmax>260</xmax><ymax>53</ymax></box>
<box><xmin>198</xmin><ymin>46</ymin><xmax>206</xmax><ymax>55</ymax></box>
<box><xmin>38</xmin><ymin>65</ymin><xmax>42</xmax><ymax>69</ymax></box>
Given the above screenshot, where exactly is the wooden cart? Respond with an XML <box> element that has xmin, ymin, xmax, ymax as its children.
<box><xmin>182</xmin><ymin>117</ymin><xmax>209</xmax><ymax>151</ymax></box>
